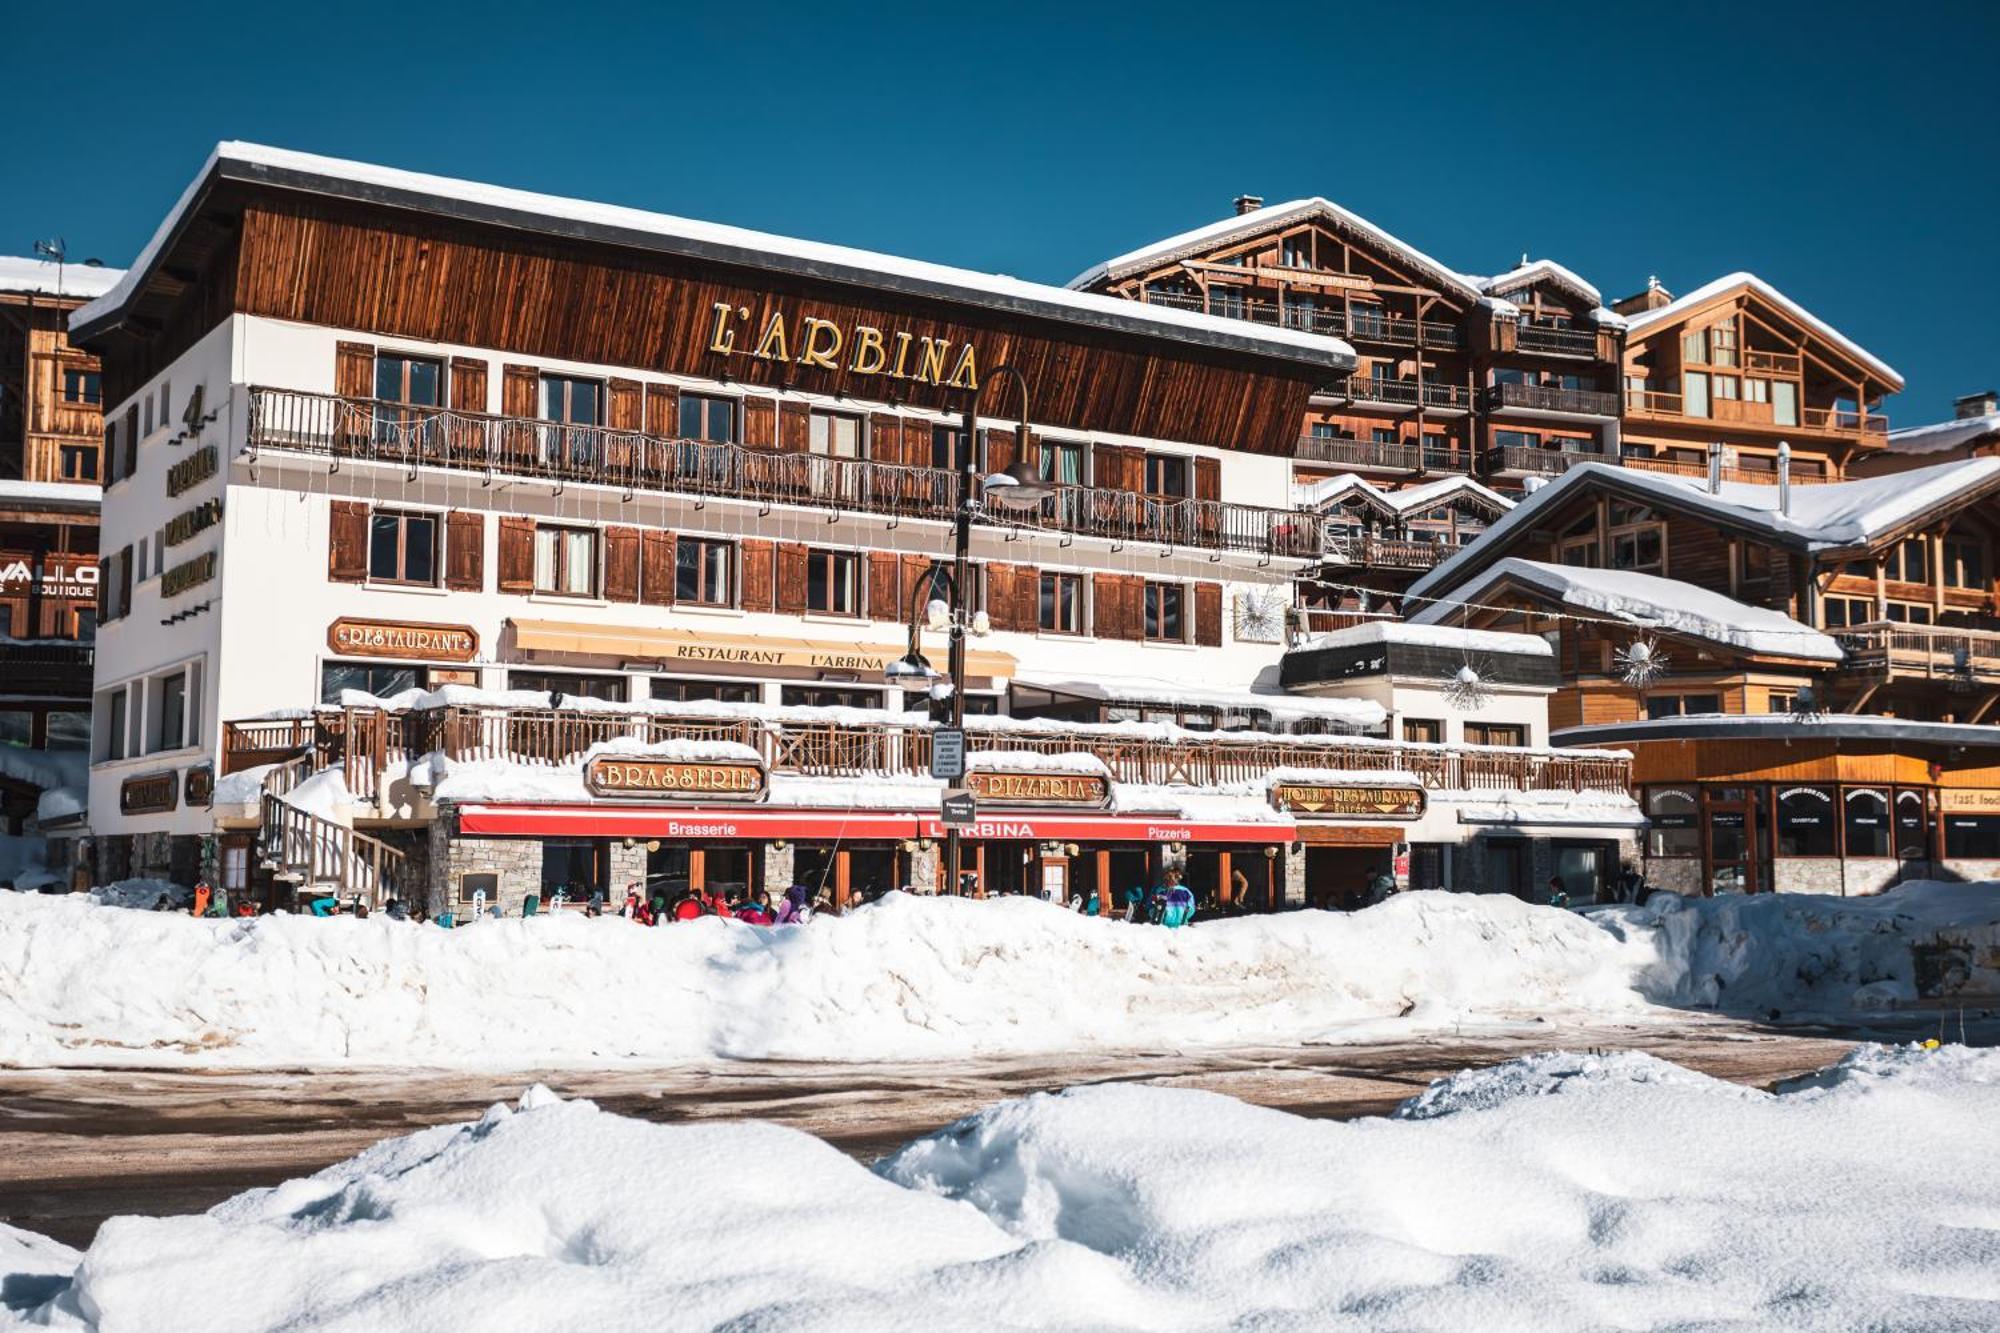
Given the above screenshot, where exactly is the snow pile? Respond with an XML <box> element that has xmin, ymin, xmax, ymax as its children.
<box><xmin>86</xmin><ymin>877</ymin><xmax>188</xmax><ymax>910</ymax></box>
<box><xmin>1391</xmin><ymin>1048</ymin><xmax>1759</xmax><ymax>1119</ymax></box>
<box><xmin>966</xmin><ymin>750</ymin><xmax>1110</xmax><ymax>776</ymax></box>
<box><xmin>0</xmin><ymin>890</ymin><xmax>1652</xmax><ymax>1070</ymax></box>
<box><xmin>1597</xmin><ymin>879</ymin><xmax>2000</xmax><ymax>1014</ymax></box>
<box><xmin>0</xmin><ymin>747</ymin><xmax>87</xmax><ymax>795</ymax></box>
<box><xmin>32</xmin><ymin>786</ymin><xmax>85</xmax><ymax>824</ymax></box>
<box><xmin>19</xmin><ymin>1044</ymin><xmax>1994</xmax><ymax>1331</ymax></box>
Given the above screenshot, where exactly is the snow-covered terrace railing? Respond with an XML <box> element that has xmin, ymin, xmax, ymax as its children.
<box><xmin>246</xmin><ymin>388</ymin><xmax>1325</xmax><ymax>560</ymax></box>
<box><xmin>1137</xmin><ymin>288</ymin><xmax>1462</xmax><ymax>350</ymax></box>
<box><xmin>222</xmin><ymin>705</ymin><xmax>1633</xmax><ymax>796</ymax></box>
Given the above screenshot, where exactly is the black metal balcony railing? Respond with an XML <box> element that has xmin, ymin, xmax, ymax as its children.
<box><xmin>1513</xmin><ymin>324</ymin><xmax>1601</xmax><ymax>357</ymax></box>
<box><xmin>1484</xmin><ymin>381</ymin><xmax>1620</xmax><ymax>416</ymax></box>
<box><xmin>1142</xmin><ymin>289</ymin><xmax>1464</xmax><ymax>349</ymax></box>
<box><xmin>246</xmin><ymin>388</ymin><xmax>1325</xmax><ymax>560</ymax></box>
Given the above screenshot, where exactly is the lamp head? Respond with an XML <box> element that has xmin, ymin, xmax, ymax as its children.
<box><xmin>985</xmin><ymin>461</ymin><xmax>1055</xmax><ymax>511</ymax></box>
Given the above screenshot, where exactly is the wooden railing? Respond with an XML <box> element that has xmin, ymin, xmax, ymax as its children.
<box><xmin>259</xmin><ymin>791</ymin><xmax>406</xmax><ymax>907</ymax></box>
<box><xmin>1357</xmin><ymin>536</ymin><xmax>1454</xmax><ymax>570</ymax></box>
<box><xmin>1483</xmin><ymin>445</ymin><xmax>1607</xmax><ymax>476</ymax></box>
<box><xmin>1626</xmin><ymin>389</ymin><xmax>1887</xmax><ymax>438</ymax></box>
<box><xmin>1620</xmin><ymin>454</ymin><xmax>1832</xmax><ymax>486</ymax></box>
<box><xmin>0</xmin><ymin>640</ymin><xmax>93</xmax><ymax>694</ymax></box>
<box><xmin>1838</xmin><ymin>623</ymin><xmax>2000</xmax><ymax>680</ymax></box>
<box><xmin>1284</xmin><ymin>608</ymin><xmax>1399</xmax><ymax>644</ymax></box>
<box><xmin>1743</xmin><ymin>350</ymin><xmax>1802</xmax><ymax>376</ymax></box>
<box><xmin>1514</xmin><ymin>324</ymin><xmax>1601</xmax><ymax>356</ymax></box>
<box><xmin>1297</xmin><ymin>435</ymin><xmax>1422</xmax><ymax>471</ymax></box>
<box><xmin>1330</xmin><ymin>376</ymin><xmax>1474</xmax><ymax>411</ymax></box>
<box><xmin>1140</xmin><ymin>289</ymin><xmax>1464</xmax><ymax>349</ymax></box>
<box><xmin>225</xmin><ymin>703</ymin><xmax>1633</xmax><ymax>796</ymax></box>
<box><xmin>246</xmin><ymin>388</ymin><xmax>1324</xmax><ymax>560</ymax></box>
<box><xmin>1485</xmin><ymin>381</ymin><xmax>1619</xmax><ymax>416</ymax></box>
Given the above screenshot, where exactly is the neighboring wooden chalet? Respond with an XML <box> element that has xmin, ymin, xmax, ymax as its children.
<box><xmin>1612</xmin><ymin>274</ymin><xmax>1903</xmax><ymax>483</ymax></box>
<box><xmin>1855</xmin><ymin>391</ymin><xmax>2000</xmax><ymax>478</ymax></box>
<box><xmin>0</xmin><ymin>257</ymin><xmax>122</xmax><ymax>485</ymax></box>
<box><xmin>1292</xmin><ymin>473</ymin><xmax>1514</xmax><ymax>632</ymax></box>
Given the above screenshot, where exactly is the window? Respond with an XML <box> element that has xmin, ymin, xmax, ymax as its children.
<box><xmin>1371</xmin><ymin>428</ymin><xmax>1398</xmax><ymax>445</ymax></box>
<box><xmin>1741</xmin><ymin>542</ymin><xmax>1773</xmax><ymax>591</ymax></box>
<box><xmin>1822</xmin><ymin>597</ymin><xmax>1874</xmax><ymax>629</ymax></box>
<box><xmin>1646</xmin><ymin>694</ymin><xmax>1722</xmax><ymax>718</ymax></box>
<box><xmin>367</xmin><ymin>510</ymin><xmax>439</xmax><ymax>585</ymax></box>
<box><xmin>1844</xmin><ymin>788</ymin><xmax>1892</xmax><ymax>859</ymax></box>
<box><xmin>540</xmin><ymin>840</ymin><xmax>604</xmax><ymax>901</ymax></box>
<box><xmin>155</xmin><ymin>671</ymin><xmax>187</xmax><ymax>751</ymax></box>
<box><xmin>1775</xmin><ymin>786</ymin><xmax>1837</xmax><ymax>857</ymax></box>
<box><xmin>1713</xmin><ymin>375</ymin><xmax>1739</xmax><ymax>401</ymax></box>
<box><xmin>0</xmin><ymin>712</ymin><xmax>28</xmax><ymax>748</ymax></box>
<box><xmin>533</xmin><ymin>526</ymin><xmax>598</xmax><ymax>597</ymax></box>
<box><xmin>1680</xmin><ymin>329</ymin><xmax>1708</xmax><ymax>363</ymax></box>
<box><xmin>806</xmin><ymin>549</ymin><xmax>861</xmax><ymax>615</ymax></box>
<box><xmin>652</xmin><ymin>678</ymin><xmax>760</xmax><ymax>704</ymax></box>
<box><xmin>809</xmin><ymin>411</ymin><xmax>863</xmax><ymax>458</ymax></box>
<box><xmin>104</xmin><ymin>688</ymin><xmax>127</xmax><ymax>760</ymax></box>
<box><xmin>1039</xmin><ymin>572</ymin><xmax>1084</xmax><ymax>634</ymax></box>
<box><xmin>1772</xmin><ymin>381</ymin><xmax>1799</xmax><ymax>427</ymax></box>
<box><xmin>1144</xmin><ymin>453</ymin><xmax>1189</xmax><ymax>498</ymax></box>
<box><xmin>1766</xmin><ymin>690</ymin><xmax>1798</xmax><ymax>714</ymax></box>
<box><xmin>930</xmin><ymin>424</ymin><xmax>971</xmax><ymax>471</ymax></box>
<box><xmin>1745</xmin><ymin>377</ymin><xmax>1770</xmax><ymax>404</ymax></box>
<box><xmin>1465</xmin><ymin>722</ymin><xmax>1525</xmax><ymax>747</ymax></box>
<box><xmin>321</xmin><ymin>662</ymin><xmax>424</xmax><ymax>703</ymax></box>
<box><xmin>780</xmin><ymin>685</ymin><xmax>882</xmax><ymax>710</ymax></box>
<box><xmin>62</xmin><ymin>369</ymin><xmax>101</xmax><ymax>405</ymax></box>
<box><xmin>1143</xmin><ymin>582</ymin><xmax>1186</xmax><ymax>642</ymax></box>
<box><xmin>1683</xmin><ymin>371</ymin><xmax>1710</xmax><ymax>418</ymax></box>
<box><xmin>1040</xmin><ymin>441</ymin><xmax>1086</xmax><ymax>486</ymax></box>
<box><xmin>1895</xmin><ymin>790</ymin><xmax>1930</xmax><ymax>860</ymax></box>
<box><xmin>375</xmin><ymin>354</ymin><xmax>442</xmax><ymax>406</ymax></box>
<box><xmin>1886</xmin><ymin>538</ymin><xmax>1929</xmax><ymax>584</ymax></box>
<box><xmin>1709</xmin><ymin>320</ymin><xmax>1738</xmax><ymax>367</ymax></box>
<box><xmin>678</xmin><ymin>394</ymin><xmax>737</xmax><ymax>443</ymax></box>
<box><xmin>1403</xmin><ymin>718</ymin><xmax>1442</xmax><ymax>744</ymax></box>
<box><xmin>508</xmin><ymin>670</ymin><xmax>628</xmax><ymax>702</ymax></box>
<box><xmin>1495</xmin><ymin>430</ymin><xmax>1543</xmax><ymax>451</ymax></box>
<box><xmin>46</xmin><ymin>711</ymin><xmax>89</xmax><ymax>752</ymax></box>
<box><xmin>1279</xmin><ymin>234</ymin><xmax>1310</xmax><ymax>268</ymax></box>
<box><xmin>59</xmin><ymin>444</ymin><xmax>96</xmax><ymax>480</ymax></box>
<box><xmin>1309</xmin><ymin>422</ymin><xmax>1340</xmax><ymax>440</ymax></box>
<box><xmin>541</xmin><ymin>375</ymin><xmax>602</xmax><ymax>467</ymax></box>
<box><xmin>1944</xmin><ymin>539</ymin><xmax>1986</xmax><ymax>590</ymax></box>
<box><xmin>1646</xmin><ymin>788</ymin><xmax>1701</xmax><ymax>858</ymax></box>
<box><xmin>675</xmin><ymin>538</ymin><xmax>734</xmax><ymax>606</ymax></box>
<box><xmin>1945</xmin><ymin>815</ymin><xmax>2000</xmax><ymax>858</ymax></box>
<box><xmin>1609</xmin><ymin>503</ymin><xmax>1664</xmax><ymax>574</ymax></box>
<box><xmin>1885</xmin><ymin>602</ymin><xmax>1934</xmax><ymax>625</ymax></box>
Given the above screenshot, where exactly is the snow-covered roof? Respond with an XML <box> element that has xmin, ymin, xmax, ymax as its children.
<box><xmin>1472</xmin><ymin>258</ymin><xmax>1601</xmax><ymax>308</ymax></box>
<box><xmin>0</xmin><ymin>255</ymin><xmax>125</xmax><ymax>299</ymax></box>
<box><xmin>1011</xmin><ymin>671</ymin><xmax>1387</xmax><ymax>729</ymax></box>
<box><xmin>1408</xmin><ymin>458</ymin><xmax>2000</xmax><ymax>600</ymax></box>
<box><xmin>1067</xmin><ymin>198</ymin><xmax>1482</xmax><ymax>305</ymax></box>
<box><xmin>1297</xmin><ymin>472</ymin><xmax>1514</xmax><ymax>517</ymax></box>
<box><xmin>0</xmin><ymin>478</ymin><xmax>100</xmax><ymax>510</ymax></box>
<box><xmin>1620</xmin><ymin>273</ymin><xmax>1903</xmax><ymax>390</ymax></box>
<box><xmin>1886</xmin><ymin>410</ymin><xmax>2000</xmax><ymax>456</ymax></box>
<box><xmin>1555</xmin><ymin>713</ymin><xmax>2000</xmax><ymax>751</ymax></box>
<box><xmin>1296</xmin><ymin>620</ymin><xmax>1555</xmax><ymax>658</ymax></box>
<box><xmin>74</xmin><ymin>144</ymin><xmax>1352</xmax><ymax>372</ymax></box>
<box><xmin>1412</xmin><ymin>557</ymin><xmax>1843</xmax><ymax>663</ymax></box>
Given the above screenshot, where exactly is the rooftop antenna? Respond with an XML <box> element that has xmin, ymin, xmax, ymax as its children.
<box><xmin>32</xmin><ymin>238</ymin><xmax>65</xmax><ymax>295</ymax></box>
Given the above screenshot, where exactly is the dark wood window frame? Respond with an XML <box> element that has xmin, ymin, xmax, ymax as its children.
<box><xmin>533</xmin><ymin>524</ymin><xmax>599</xmax><ymax>598</ymax></box>
<box><xmin>1143</xmin><ymin>580</ymin><xmax>1188</xmax><ymax>643</ymax></box>
<box><xmin>806</xmin><ymin>548</ymin><xmax>863</xmax><ymax>616</ymax></box>
<box><xmin>367</xmin><ymin>509</ymin><xmax>440</xmax><ymax>586</ymax></box>
<box><xmin>1039</xmin><ymin>571</ymin><xmax>1085</xmax><ymax>635</ymax></box>
<box><xmin>676</xmin><ymin>537</ymin><xmax>736</xmax><ymax>607</ymax></box>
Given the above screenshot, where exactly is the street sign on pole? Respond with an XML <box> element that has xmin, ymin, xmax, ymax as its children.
<box><xmin>941</xmin><ymin>789</ymin><xmax>977</xmax><ymax>826</ymax></box>
<box><xmin>932</xmin><ymin>727</ymin><xmax>967</xmax><ymax>781</ymax></box>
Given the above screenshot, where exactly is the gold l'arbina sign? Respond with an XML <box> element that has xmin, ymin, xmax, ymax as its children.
<box><xmin>585</xmin><ymin>756</ymin><xmax>767</xmax><ymax>801</ymax></box>
<box><xmin>707</xmin><ymin>303</ymin><xmax>980</xmax><ymax>390</ymax></box>
<box><xmin>1273</xmin><ymin>784</ymin><xmax>1426</xmax><ymax>819</ymax></box>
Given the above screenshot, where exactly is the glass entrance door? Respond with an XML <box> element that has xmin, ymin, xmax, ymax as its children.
<box><xmin>1706</xmin><ymin>789</ymin><xmax>1760</xmax><ymax>894</ymax></box>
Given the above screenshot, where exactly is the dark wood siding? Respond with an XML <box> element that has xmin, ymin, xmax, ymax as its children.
<box><xmin>778</xmin><ymin>401</ymin><xmax>809</xmax><ymax>453</ymax></box>
<box><xmin>607</xmin><ymin>379</ymin><xmax>643</xmax><ymax>432</ymax></box>
<box><xmin>644</xmin><ymin>383</ymin><xmax>678</xmax><ymax>437</ymax></box>
<box><xmin>743</xmin><ymin>395</ymin><xmax>776</xmax><ymax>448</ymax></box>
<box><xmin>1093</xmin><ymin>572</ymin><xmax>1142</xmax><ymax>640</ymax></box>
<box><xmin>449</xmin><ymin>356</ymin><xmax>488</xmax><ymax>412</ymax></box>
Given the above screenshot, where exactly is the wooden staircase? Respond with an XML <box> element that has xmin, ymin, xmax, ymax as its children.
<box><xmin>257</xmin><ymin>778</ymin><xmax>407</xmax><ymax>910</ymax></box>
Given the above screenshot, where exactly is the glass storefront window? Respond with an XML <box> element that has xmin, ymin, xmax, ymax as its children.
<box><xmin>1843</xmin><ymin>788</ymin><xmax>1891</xmax><ymax>859</ymax></box>
<box><xmin>1894</xmin><ymin>790</ymin><xmax>1930</xmax><ymax>861</ymax></box>
<box><xmin>1945</xmin><ymin>815</ymin><xmax>2000</xmax><ymax>859</ymax></box>
<box><xmin>1645</xmin><ymin>788</ymin><xmax>1700</xmax><ymax>857</ymax></box>
<box><xmin>1774</xmin><ymin>786</ymin><xmax>1836</xmax><ymax>857</ymax></box>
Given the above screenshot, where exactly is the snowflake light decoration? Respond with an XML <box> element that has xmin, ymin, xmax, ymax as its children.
<box><xmin>1615</xmin><ymin>637</ymin><xmax>1670</xmax><ymax>690</ymax></box>
<box><xmin>1441</xmin><ymin>661</ymin><xmax>1492</xmax><ymax>712</ymax></box>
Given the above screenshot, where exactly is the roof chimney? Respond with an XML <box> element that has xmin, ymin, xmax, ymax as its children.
<box><xmin>1955</xmin><ymin>390</ymin><xmax>1999</xmax><ymax>420</ymax></box>
<box><xmin>1777</xmin><ymin>440</ymin><xmax>1792</xmax><ymax>516</ymax></box>
<box><xmin>1611</xmin><ymin>276</ymin><xmax>1676</xmax><ymax>317</ymax></box>
<box><xmin>1707</xmin><ymin>441</ymin><xmax>1724</xmax><ymax>494</ymax></box>
<box><xmin>1233</xmin><ymin>194</ymin><xmax>1264</xmax><ymax>216</ymax></box>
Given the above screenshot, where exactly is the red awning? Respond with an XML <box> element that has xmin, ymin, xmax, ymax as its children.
<box><xmin>455</xmin><ymin>804</ymin><xmax>1294</xmax><ymax>844</ymax></box>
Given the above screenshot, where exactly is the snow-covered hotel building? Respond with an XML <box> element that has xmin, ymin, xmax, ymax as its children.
<box><xmin>66</xmin><ymin>144</ymin><xmax>1637</xmax><ymax>912</ymax></box>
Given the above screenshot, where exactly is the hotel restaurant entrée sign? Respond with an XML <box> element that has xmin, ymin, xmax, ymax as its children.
<box><xmin>1272</xmin><ymin>783</ymin><xmax>1426</xmax><ymax>819</ymax></box>
<box><xmin>584</xmin><ymin>756</ymin><xmax>767</xmax><ymax>801</ymax></box>
<box><xmin>327</xmin><ymin>618</ymin><xmax>479</xmax><ymax>663</ymax></box>
<box><xmin>967</xmin><ymin>771</ymin><xmax>1110</xmax><ymax>808</ymax></box>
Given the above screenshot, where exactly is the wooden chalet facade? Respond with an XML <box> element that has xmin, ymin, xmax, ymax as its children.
<box><xmin>1</xmin><ymin>259</ymin><xmax>118</xmax><ymax>485</ymax></box>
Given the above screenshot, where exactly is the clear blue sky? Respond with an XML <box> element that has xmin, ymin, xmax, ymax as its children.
<box><xmin>6</xmin><ymin>0</ymin><xmax>1995</xmax><ymax>420</ymax></box>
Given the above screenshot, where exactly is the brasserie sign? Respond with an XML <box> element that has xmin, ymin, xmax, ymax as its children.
<box><xmin>327</xmin><ymin>618</ymin><xmax>479</xmax><ymax>663</ymax></box>
<box><xmin>584</xmin><ymin>756</ymin><xmax>767</xmax><ymax>800</ymax></box>
<box><xmin>1272</xmin><ymin>784</ymin><xmax>1426</xmax><ymax>819</ymax></box>
<box><xmin>706</xmin><ymin>302</ymin><xmax>980</xmax><ymax>390</ymax></box>
<box><xmin>966</xmin><ymin>771</ymin><xmax>1110</xmax><ymax>807</ymax></box>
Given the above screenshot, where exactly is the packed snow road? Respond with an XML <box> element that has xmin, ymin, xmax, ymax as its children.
<box><xmin>2</xmin><ymin>1016</ymin><xmax>1979</xmax><ymax>1251</ymax></box>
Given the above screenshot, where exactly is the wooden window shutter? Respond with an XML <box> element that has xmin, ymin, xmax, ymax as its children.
<box><xmin>645</xmin><ymin>383</ymin><xmax>679</xmax><ymax>437</ymax></box>
<box><xmin>868</xmin><ymin>551</ymin><xmax>902</xmax><ymax>621</ymax></box>
<box><xmin>328</xmin><ymin>500</ymin><xmax>369</xmax><ymax>582</ymax></box>
<box><xmin>1092</xmin><ymin>572</ymin><xmax>1138</xmax><ymax>640</ymax></box>
<box><xmin>869</xmin><ymin>414</ymin><xmax>904</xmax><ymax>467</ymax></box>
<box><xmin>901</xmin><ymin>554</ymin><xmax>934</xmax><ymax>612</ymax></box>
<box><xmin>740</xmin><ymin>540</ymin><xmax>775</xmax><ymax>612</ymax></box>
<box><xmin>984</xmin><ymin>429</ymin><xmax>1016</xmax><ymax>478</ymax></box>
<box><xmin>904</xmin><ymin>419</ymin><xmax>933</xmax><ymax>469</ymax></box>
<box><xmin>119</xmin><ymin>407</ymin><xmax>137</xmax><ymax>481</ymax></box>
<box><xmin>775</xmin><ymin>542</ymin><xmax>809</xmax><ymax>613</ymax></box>
<box><xmin>642</xmin><ymin>530</ymin><xmax>677</xmax><ymax>606</ymax></box>
<box><xmin>445</xmin><ymin>511</ymin><xmax>485</xmax><ymax>591</ymax></box>
<box><xmin>336</xmin><ymin>341</ymin><xmax>374</xmax><ymax>398</ymax></box>
<box><xmin>449</xmin><ymin>357</ymin><xmax>488</xmax><ymax>412</ymax></box>
<box><xmin>1194</xmin><ymin>456</ymin><xmax>1221</xmax><ymax>504</ymax></box>
<box><xmin>1194</xmin><ymin>581</ymin><xmax>1223</xmax><ymax>647</ymax></box>
<box><xmin>603</xmin><ymin>526</ymin><xmax>642</xmax><ymax>602</ymax></box>
<box><xmin>608</xmin><ymin>379</ymin><xmax>644</xmax><ymax>432</ymax></box>
<box><xmin>497</xmin><ymin>516</ymin><xmax>535</xmax><ymax>593</ymax></box>
<box><xmin>778</xmin><ymin>401</ymin><xmax>810</xmax><ymax>453</ymax></box>
<box><xmin>1008</xmin><ymin>564</ymin><xmax>1040</xmax><ymax>632</ymax></box>
<box><xmin>502</xmin><ymin>364</ymin><xmax>539</xmax><ymax>417</ymax></box>
<box><xmin>117</xmin><ymin>545</ymin><xmax>132</xmax><ymax>617</ymax></box>
<box><xmin>743</xmin><ymin>396</ymin><xmax>777</xmax><ymax>448</ymax></box>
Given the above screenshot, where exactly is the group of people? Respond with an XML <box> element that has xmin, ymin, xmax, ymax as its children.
<box><xmin>606</xmin><ymin>882</ymin><xmax>814</xmax><ymax>926</ymax></box>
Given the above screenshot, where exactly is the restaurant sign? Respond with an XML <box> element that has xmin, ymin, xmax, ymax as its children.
<box><xmin>120</xmin><ymin>771</ymin><xmax>180</xmax><ymax>816</ymax></box>
<box><xmin>967</xmin><ymin>770</ymin><xmax>1110</xmax><ymax>807</ymax></box>
<box><xmin>583</xmin><ymin>756</ymin><xmax>767</xmax><ymax>801</ymax></box>
<box><xmin>327</xmin><ymin>618</ymin><xmax>479</xmax><ymax>663</ymax></box>
<box><xmin>1939</xmin><ymin>789</ymin><xmax>2000</xmax><ymax>814</ymax></box>
<box><xmin>1272</xmin><ymin>783</ymin><xmax>1426</xmax><ymax>819</ymax></box>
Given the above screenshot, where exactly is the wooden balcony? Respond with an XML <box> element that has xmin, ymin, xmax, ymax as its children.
<box><xmin>1323</xmin><ymin>376</ymin><xmax>1474</xmax><ymax>413</ymax></box>
<box><xmin>222</xmin><ymin>703</ymin><xmax>1634</xmax><ymax>801</ymax></box>
<box><xmin>1513</xmin><ymin>324</ymin><xmax>1602</xmax><ymax>357</ymax></box>
<box><xmin>0</xmin><ymin>640</ymin><xmax>93</xmax><ymax>695</ymax></box>
<box><xmin>1620</xmin><ymin>453</ymin><xmax>1832</xmax><ymax>486</ymax></box>
<box><xmin>1482</xmin><ymin>445</ymin><xmax>1608</xmax><ymax>478</ymax></box>
<box><xmin>1141</xmin><ymin>289</ymin><xmax>1463</xmax><ymax>349</ymax></box>
<box><xmin>1485</xmin><ymin>381</ymin><xmax>1619</xmax><ymax>417</ymax></box>
<box><xmin>1627</xmin><ymin>390</ymin><xmax>1888</xmax><ymax>440</ymax></box>
<box><xmin>1297</xmin><ymin>435</ymin><xmax>1421</xmax><ymax>472</ymax></box>
<box><xmin>1324</xmin><ymin>534</ymin><xmax>1456</xmax><ymax>570</ymax></box>
<box><xmin>1838</xmin><ymin>623</ymin><xmax>2000</xmax><ymax>683</ymax></box>
<box><xmin>247</xmin><ymin>388</ymin><xmax>1323</xmax><ymax>560</ymax></box>
<box><xmin>1743</xmin><ymin>350</ymin><xmax>1803</xmax><ymax>376</ymax></box>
